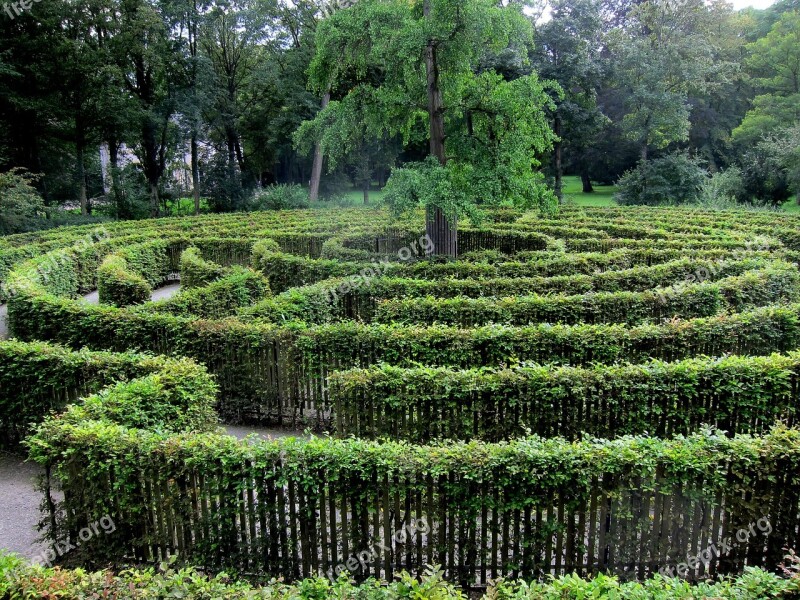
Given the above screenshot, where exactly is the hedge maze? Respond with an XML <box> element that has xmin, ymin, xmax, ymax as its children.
<box><xmin>4</xmin><ymin>206</ymin><xmax>800</xmax><ymax>588</ymax></box>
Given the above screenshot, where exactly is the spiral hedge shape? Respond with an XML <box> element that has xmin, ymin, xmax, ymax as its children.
<box><xmin>4</xmin><ymin>206</ymin><xmax>800</xmax><ymax>587</ymax></box>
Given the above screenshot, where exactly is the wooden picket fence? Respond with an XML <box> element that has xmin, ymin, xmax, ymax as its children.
<box><xmin>54</xmin><ymin>456</ymin><xmax>800</xmax><ymax>588</ymax></box>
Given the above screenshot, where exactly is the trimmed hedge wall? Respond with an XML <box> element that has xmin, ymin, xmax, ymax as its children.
<box><xmin>373</xmin><ymin>267</ymin><xmax>800</xmax><ymax>327</ymax></box>
<box><xmin>180</xmin><ymin>246</ymin><xmax>228</xmax><ymax>289</ymax></box>
<box><xmin>28</xmin><ymin>411</ymin><xmax>800</xmax><ymax>585</ymax></box>
<box><xmin>147</xmin><ymin>266</ymin><xmax>271</xmax><ymax>319</ymax></box>
<box><xmin>0</xmin><ymin>340</ymin><xmax>213</xmax><ymax>447</ymax></box>
<box><xmin>329</xmin><ymin>352</ymin><xmax>800</xmax><ymax>442</ymax></box>
<box><xmin>97</xmin><ymin>254</ymin><xmax>152</xmax><ymax>307</ymax></box>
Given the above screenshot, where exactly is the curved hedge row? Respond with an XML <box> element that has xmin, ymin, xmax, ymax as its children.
<box><xmin>372</xmin><ymin>267</ymin><xmax>800</xmax><ymax>327</ymax></box>
<box><xmin>329</xmin><ymin>352</ymin><xmax>800</xmax><ymax>442</ymax></box>
<box><xmin>98</xmin><ymin>254</ymin><xmax>153</xmax><ymax>307</ymax></box>
<box><xmin>0</xmin><ymin>340</ymin><xmax>214</xmax><ymax>447</ymax></box>
<box><xmin>5</xmin><ymin>205</ymin><xmax>800</xmax><ymax>590</ymax></box>
<box><xmin>27</xmin><ymin>387</ymin><xmax>800</xmax><ymax>585</ymax></box>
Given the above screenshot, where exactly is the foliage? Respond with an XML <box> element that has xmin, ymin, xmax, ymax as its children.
<box><xmin>0</xmin><ymin>340</ymin><xmax>186</xmax><ymax>448</ymax></box>
<box><xmin>304</xmin><ymin>0</ymin><xmax>557</xmax><ymax>220</ymax></box>
<box><xmin>149</xmin><ymin>266</ymin><xmax>271</xmax><ymax>319</ymax></box>
<box><xmin>249</xmin><ymin>184</ymin><xmax>310</xmax><ymax>211</ymax></box>
<box><xmin>0</xmin><ymin>169</ymin><xmax>45</xmax><ymax>234</ymax></box>
<box><xmin>615</xmin><ymin>154</ymin><xmax>707</xmax><ymax>206</ymax></box>
<box><xmin>180</xmin><ymin>247</ymin><xmax>228</xmax><ymax>289</ymax></box>
<box><xmin>697</xmin><ymin>167</ymin><xmax>748</xmax><ymax>208</ymax></box>
<box><xmin>4</xmin><ymin>554</ymin><xmax>796</xmax><ymax>599</ymax></box>
<box><xmin>331</xmin><ymin>351</ymin><xmax>800</xmax><ymax>442</ymax></box>
<box><xmin>97</xmin><ymin>254</ymin><xmax>152</xmax><ymax>307</ymax></box>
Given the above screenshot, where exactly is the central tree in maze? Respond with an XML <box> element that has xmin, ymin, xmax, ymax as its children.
<box><xmin>300</xmin><ymin>0</ymin><xmax>557</xmax><ymax>256</ymax></box>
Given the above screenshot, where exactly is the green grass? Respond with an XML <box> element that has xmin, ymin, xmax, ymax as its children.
<box><xmin>561</xmin><ymin>176</ymin><xmax>617</xmax><ymax>207</ymax></box>
<box><xmin>780</xmin><ymin>197</ymin><xmax>800</xmax><ymax>213</ymax></box>
<box><xmin>338</xmin><ymin>186</ymin><xmax>387</xmax><ymax>206</ymax></box>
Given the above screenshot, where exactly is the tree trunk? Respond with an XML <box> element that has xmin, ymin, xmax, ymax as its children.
<box><xmin>641</xmin><ymin>143</ymin><xmax>648</xmax><ymax>161</ymax></box>
<box><xmin>108</xmin><ymin>139</ymin><xmax>124</xmax><ymax>217</ymax></box>
<box><xmin>553</xmin><ymin>114</ymin><xmax>563</xmax><ymax>202</ymax></box>
<box><xmin>149</xmin><ymin>181</ymin><xmax>160</xmax><ymax>218</ymax></box>
<box><xmin>581</xmin><ymin>168</ymin><xmax>594</xmax><ymax>193</ymax></box>
<box><xmin>423</xmin><ymin>0</ymin><xmax>457</xmax><ymax>257</ymax></box>
<box><xmin>76</xmin><ymin>142</ymin><xmax>89</xmax><ymax>216</ymax></box>
<box><xmin>363</xmin><ymin>180</ymin><xmax>369</xmax><ymax>205</ymax></box>
<box><xmin>191</xmin><ymin>133</ymin><xmax>200</xmax><ymax>215</ymax></box>
<box><xmin>309</xmin><ymin>91</ymin><xmax>331</xmax><ymax>202</ymax></box>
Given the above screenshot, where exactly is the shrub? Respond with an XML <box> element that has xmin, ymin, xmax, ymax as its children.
<box><xmin>330</xmin><ymin>352</ymin><xmax>800</xmax><ymax>442</ymax></box>
<box><xmin>180</xmin><ymin>246</ymin><xmax>227</xmax><ymax>289</ymax></box>
<box><xmin>0</xmin><ymin>168</ymin><xmax>45</xmax><ymax>234</ymax></box>
<box><xmin>148</xmin><ymin>266</ymin><xmax>271</xmax><ymax>319</ymax></box>
<box><xmin>249</xmin><ymin>184</ymin><xmax>309</xmax><ymax>211</ymax></box>
<box><xmin>697</xmin><ymin>167</ymin><xmax>748</xmax><ymax>208</ymax></box>
<box><xmin>615</xmin><ymin>153</ymin><xmax>706</xmax><ymax>206</ymax></box>
<box><xmin>0</xmin><ymin>341</ymin><xmax>180</xmax><ymax>448</ymax></box>
<box><xmin>97</xmin><ymin>254</ymin><xmax>152</xmax><ymax>307</ymax></box>
<box><xmin>0</xmin><ymin>555</ymin><xmax>797</xmax><ymax>600</ymax></box>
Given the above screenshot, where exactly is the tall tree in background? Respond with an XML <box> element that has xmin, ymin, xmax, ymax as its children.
<box><xmin>733</xmin><ymin>10</ymin><xmax>800</xmax><ymax>147</ymax></box>
<box><xmin>305</xmin><ymin>0</ymin><xmax>555</xmax><ymax>256</ymax></box>
<box><xmin>111</xmin><ymin>0</ymin><xmax>178</xmax><ymax>217</ymax></box>
<box><xmin>612</xmin><ymin>0</ymin><xmax>728</xmax><ymax>160</ymax></box>
<box><xmin>533</xmin><ymin>0</ymin><xmax>607</xmax><ymax>198</ymax></box>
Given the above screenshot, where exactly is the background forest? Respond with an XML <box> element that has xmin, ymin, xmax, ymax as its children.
<box><xmin>0</xmin><ymin>0</ymin><xmax>798</xmax><ymax>233</ymax></box>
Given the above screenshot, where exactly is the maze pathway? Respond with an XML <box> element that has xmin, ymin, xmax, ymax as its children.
<box><xmin>0</xmin><ymin>283</ymin><xmax>182</xmax><ymax>341</ymax></box>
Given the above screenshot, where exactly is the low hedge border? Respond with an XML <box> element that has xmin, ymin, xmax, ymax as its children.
<box><xmin>1</xmin><ymin>554</ymin><xmax>798</xmax><ymax>599</ymax></box>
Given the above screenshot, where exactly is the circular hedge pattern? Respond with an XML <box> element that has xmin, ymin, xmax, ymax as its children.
<box><xmin>4</xmin><ymin>205</ymin><xmax>800</xmax><ymax>586</ymax></box>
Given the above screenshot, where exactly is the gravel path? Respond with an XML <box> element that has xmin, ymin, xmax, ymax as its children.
<box><xmin>0</xmin><ymin>282</ymin><xmax>182</xmax><ymax>341</ymax></box>
<box><xmin>223</xmin><ymin>425</ymin><xmax>309</xmax><ymax>441</ymax></box>
<box><xmin>0</xmin><ymin>425</ymin><xmax>307</xmax><ymax>562</ymax></box>
<box><xmin>0</xmin><ymin>453</ymin><xmax>48</xmax><ymax>561</ymax></box>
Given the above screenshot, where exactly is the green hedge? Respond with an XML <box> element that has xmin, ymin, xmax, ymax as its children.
<box><xmin>329</xmin><ymin>351</ymin><xmax>800</xmax><ymax>442</ymax></box>
<box><xmin>374</xmin><ymin>267</ymin><xmax>800</xmax><ymax>327</ymax></box>
<box><xmin>1</xmin><ymin>554</ymin><xmax>798</xmax><ymax>599</ymax></box>
<box><xmin>180</xmin><ymin>246</ymin><xmax>228</xmax><ymax>289</ymax></box>
<box><xmin>27</xmin><ymin>414</ymin><xmax>800</xmax><ymax>584</ymax></box>
<box><xmin>97</xmin><ymin>254</ymin><xmax>152</xmax><ymax>307</ymax></box>
<box><xmin>147</xmin><ymin>266</ymin><xmax>271</xmax><ymax>319</ymax></box>
<box><xmin>0</xmin><ymin>340</ymin><xmax>212</xmax><ymax>447</ymax></box>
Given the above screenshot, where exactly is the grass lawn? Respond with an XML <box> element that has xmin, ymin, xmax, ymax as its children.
<box><xmin>781</xmin><ymin>197</ymin><xmax>800</xmax><ymax>213</ymax></box>
<box><xmin>317</xmin><ymin>177</ymin><xmax>800</xmax><ymax>213</ymax></box>
<box><xmin>561</xmin><ymin>175</ymin><xmax>617</xmax><ymax>207</ymax></box>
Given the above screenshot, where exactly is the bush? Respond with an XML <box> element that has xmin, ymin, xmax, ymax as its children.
<box><xmin>330</xmin><ymin>351</ymin><xmax>800</xmax><ymax>442</ymax></box>
<box><xmin>0</xmin><ymin>340</ymin><xmax>180</xmax><ymax>448</ymax></box>
<box><xmin>148</xmin><ymin>266</ymin><xmax>271</xmax><ymax>319</ymax></box>
<box><xmin>697</xmin><ymin>167</ymin><xmax>748</xmax><ymax>208</ymax></box>
<box><xmin>740</xmin><ymin>145</ymin><xmax>793</xmax><ymax>207</ymax></box>
<box><xmin>180</xmin><ymin>246</ymin><xmax>227</xmax><ymax>289</ymax></box>
<box><xmin>1</xmin><ymin>554</ymin><xmax>797</xmax><ymax>600</ymax></box>
<box><xmin>249</xmin><ymin>184</ymin><xmax>309</xmax><ymax>211</ymax></box>
<box><xmin>97</xmin><ymin>254</ymin><xmax>152</xmax><ymax>307</ymax></box>
<box><xmin>0</xmin><ymin>168</ymin><xmax>45</xmax><ymax>234</ymax></box>
<box><xmin>615</xmin><ymin>153</ymin><xmax>706</xmax><ymax>206</ymax></box>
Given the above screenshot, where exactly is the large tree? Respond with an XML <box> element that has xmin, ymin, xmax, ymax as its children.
<box><xmin>611</xmin><ymin>0</ymin><xmax>732</xmax><ymax>160</ymax></box>
<box><xmin>532</xmin><ymin>0</ymin><xmax>608</xmax><ymax>198</ymax></box>
<box><xmin>304</xmin><ymin>0</ymin><xmax>555</xmax><ymax>256</ymax></box>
